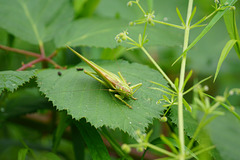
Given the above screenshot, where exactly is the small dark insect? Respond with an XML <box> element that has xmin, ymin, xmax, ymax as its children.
<box><xmin>76</xmin><ymin>68</ymin><xmax>84</xmax><ymax>71</ymax></box>
<box><xmin>57</xmin><ymin>71</ymin><xmax>62</xmax><ymax>76</ymax></box>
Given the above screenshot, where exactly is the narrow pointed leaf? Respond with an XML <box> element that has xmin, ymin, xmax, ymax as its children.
<box><xmin>71</xmin><ymin>124</ymin><xmax>85</xmax><ymax>160</ymax></box>
<box><xmin>223</xmin><ymin>5</ymin><xmax>240</xmax><ymax>58</ymax></box>
<box><xmin>182</xmin><ymin>70</ymin><xmax>193</xmax><ymax>91</ymax></box>
<box><xmin>75</xmin><ymin>119</ymin><xmax>111</xmax><ymax>160</ymax></box>
<box><xmin>183</xmin><ymin>98</ymin><xmax>192</xmax><ymax>112</ymax></box>
<box><xmin>172</xmin><ymin>0</ymin><xmax>237</xmax><ymax>65</ymax></box>
<box><xmin>150</xmin><ymin>81</ymin><xmax>176</xmax><ymax>94</ymax></box>
<box><xmin>214</xmin><ymin>39</ymin><xmax>236</xmax><ymax>81</ymax></box>
<box><xmin>52</xmin><ymin>111</ymin><xmax>72</xmax><ymax>152</ymax></box>
<box><xmin>174</xmin><ymin>78</ymin><xmax>179</xmax><ymax>91</ymax></box>
<box><xmin>176</xmin><ymin>7</ymin><xmax>186</xmax><ymax>26</ymax></box>
<box><xmin>18</xmin><ymin>148</ymin><xmax>28</xmax><ymax>160</ymax></box>
<box><xmin>188</xmin><ymin>6</ymin><xmax>197</xmax><ymax>25</ymax></box>
<box><xmin>183</xmin><ymin>76</ymin><xmax>212</xmax><ymax>95</ymax></box>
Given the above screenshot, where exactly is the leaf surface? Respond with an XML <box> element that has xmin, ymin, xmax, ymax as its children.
<box><xmin>54</xmin><ymin>18</ymin><xmax>182</xmax><ymax>48</ymax></box>
<box><xmin>36</xmin><ymin>61</ymin><xmax>167</xmax><ymax>137</ymax></box>
<box><xmin>207</xmin><ymin>108</ymin><xmax>240</xmax><ymax>160</ymax></box>
<box><xmin>0</xmin><ymin>70</ymin><xmax>35</xmax><ymax>94</ymax></box>
<box><xmin>75</xmin><ymin>119</ymin><xmax>111</xmax><ymax>160</ymax></box>
<box><xmin>0</xmin><ymin>0</ymin><xmax>73</xmax><ymax>45</ymax></box>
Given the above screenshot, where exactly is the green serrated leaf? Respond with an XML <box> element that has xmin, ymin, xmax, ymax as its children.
<box><xmin>54</xmin><ymin>18</ymin><xmax>182</xmax><ymax>48</ymax></box>
<box><xmin>75</xmin><ymin>119</ymin><xmax>111</xmax><ymax>160</ymax></box>
<box><xmin>36</xmin><ymin>61</ymin><xmax>167</xmax><ymax>137</ymax></box>
<box><xmin>0</xmin><ymin>0</ymin><xmax>74</xmax><ymax>45</ymax></box>
<box><xmin>0</xmin><ymin>70</ymin><xmax>35</xmax><ymax>94</ymax></box>
<box><xmin>214</xmin><ymin>39</ymin><xmax>236</xmax><ymax>81</ymax></box>
<box><xmin>170</xmin><ymin>107</ymin><xmax>198</xmax><ymax>140</ymax></box>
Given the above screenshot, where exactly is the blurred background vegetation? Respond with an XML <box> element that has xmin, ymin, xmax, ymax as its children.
<box><xmin>0</xmin><ymin>0</ymin><xmax>239</xmax><ymax>159</ymax></box>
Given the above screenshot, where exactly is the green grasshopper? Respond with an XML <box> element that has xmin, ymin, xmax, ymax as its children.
<box><xmin>67</xmin><ymin>46</ymin><xmax>142</xmax><ymax>109</ymax></box>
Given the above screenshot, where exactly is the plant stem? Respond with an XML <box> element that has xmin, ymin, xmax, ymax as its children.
<box><xmin>153</xmin><ymin>20</ymin><xmax>185</xmax><ymax>29</ymax></box>
<box><xmin>140</xmin><ymin>46</ymin><xmax>176</xmax><ymax>90</ymax></box>
<box><xmin>17</xmin><ymin>57</ymin><xmax>43</xmax><ymax>71</ymax></box>
<box><xmin>178</xmin><ymin>0</ymin><xmax>193</xmax><ymax>159</ymax></box>
<box><xmin>129</xmin><ymin>143</ymin><xmax>177</xmax><ymax>158</ymax></box>
<box><xmin>0</xmin><ymin>44</ymin><xmax>40</xmax><ymax>58</ymax></box>
<box><xmin>39</xmin><ymin>44</ymin><xmax>48</xmax><ymax>68</ymax></box>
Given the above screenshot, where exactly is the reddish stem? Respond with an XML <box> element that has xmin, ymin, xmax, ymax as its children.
<box><xmin>0</xmin><ymin>44</ymin><xmax>40</xmax><ymax>58</ymax></box>
<box><xmin>39</xmin><ymin>44</ymin><xmax>46</xmax><ymax>57</ymax></box>
<box><xmin>47</xmin><ymin>58</ymin><xmax>65</xmax><ymax>69</ymax></box>
<box><xmin>48</xmin><ymin>51</ymin><xmax>58</xmax><ymax>59</ymax></box>
<box><xmin>1</xmin><ymin>44</ymin><xmax>65</xmax><ymax>70</ymax></box>
<box><xmin>17</xmin><ymin>57</ymin><xmax>43</xmax><ymax>71</ymax></box>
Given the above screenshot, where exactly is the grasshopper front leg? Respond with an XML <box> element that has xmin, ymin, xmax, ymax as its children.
<box><xmin>84</xmin><ymin>70</ymin><xmax>108</xmax><ymax>87</ymax></box>
<box><xmin>130</xmin><ymin>83</ymin><xmax>142</xmax><ymax>100</ymax></box>
<box><xmin>114</xmin><ymin>94</ymin><xmax>132</xmax><ymax>109</ymax></box>
<box><xmin>109</xmin><ymin>89</ymin><xmax>132</xmax><ymax>109</ymax></box>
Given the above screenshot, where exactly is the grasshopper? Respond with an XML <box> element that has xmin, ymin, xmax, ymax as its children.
<box><xmin>67</xmin><ymin>46</ymin><xmax>142</xmax><ymax>109</ymax></box>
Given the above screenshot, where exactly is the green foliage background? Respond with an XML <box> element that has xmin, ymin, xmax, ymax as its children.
<box><xmin>0</xmin><ymin>0</ymin><xmax>240</xmax><ymax>160</ymax></box>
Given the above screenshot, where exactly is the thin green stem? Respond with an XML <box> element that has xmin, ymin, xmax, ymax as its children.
<box><xmin>129</xmin><ymin>143</ymin><xmax>177</xmax><ymax>158</ymax></box>
<box><xmin>140</xmin><ymin>46</ymin><xmax>176</xmax><ymax>90</ymax></box>
<box><xmin>178</xmin><ymin>0</ymin><xmax>193</xmax><ymax>159</ymax></box>
<box><xmin>134</xmin><ymin>1</ymin><xmax>146</xmax><ymax>15</ymax></box>
<box><xmin>186</xmin><ymin>145</ymin><xmax>215</xmax><ymax>159</ymax></box>
<box><xmin>100</xmin><ymin>127</ymin><xmax>130</xmax><ymax>158</ymax></box>
<box><xmin>204</xmin><ymin>93</ymin><xmax>240</xmax><ymax>121</ymax></box>
<box><xmin>153</xmin><ymin>20</ymin><xmax>185</xmax><ymax>29</ymax></box>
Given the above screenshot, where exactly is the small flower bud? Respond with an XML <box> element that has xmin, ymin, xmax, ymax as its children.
<box><xmin>127</xmin><ymin>1</ymin><xmax>132</xmax><ymax>7</ymax></box>
<box><xmin>160</xmin><ymin>116</ymin><xmax>167</xmax><ymax>122</ymax></box>
<box><xmin>121</xmin><ymin>36</ymin><xmax>127</xmax><ymax>41</ymax></box>
<box><xmin>129</xmin><ymin>21</ymin><xmax>135</xmax><ymax>26</ymax></box>
<box><xmin>136</xmin><ymin>147</ymin><xmax>144</xmax><ymax>152</ymax></box>
<box><xmin>230</xmin><ymin>106</ymin><xmax>235</xmax><ymax>112</ymax></box>
<box><xmin>163</xmin><ymin>17</ymin><xmax>168</xmax><ymax>21</ymax></box>
<box><xmin>121</xmin><ymin>144</ymin><xmax>131</xmax><ymax>153</ymax></box>
<box><xmin>203</xmin><ymin>85</ymin><xmax>209</xmax><ymax>91</ymax></box>
<box><xmin>118</xmin><ymin>32</ymin><xmax>125</xmax><ymax>38</ymax></box>
<box><xmin>135</xmin><ymin>129</ymin><xmax>142</xmax><ymax>136</ymax></box>
<box><xmin>117</xmin><ymin>38</ymin><xmax>122</xmax><ymax>43</ymax></box>
<box><xmin>229</xmin><ymin>90</ymin><xmax>234</xmax><ymax>95</ymax></box>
